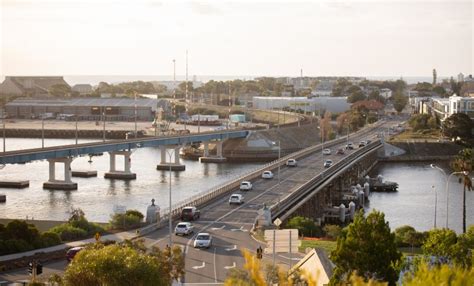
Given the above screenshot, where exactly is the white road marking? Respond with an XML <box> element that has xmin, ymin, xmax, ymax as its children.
<box><xmin>230</xmin><ymin>226</ymin><xmax>248</xmax><ymax>232</ymax></box>
<box><xmin>224</xmin><ymin>262</ymin><xmax>236</xmax><ymax>269</ymax></box>
<box><xmin>211</xmin><ymin>225</ymin><xmax>225</xmax><ymax>231</ymax></box>
<box><xmin>213</xmin><ymin>247</ymin><xmax>217</xmax><ymax>283</ymax></box>
<box><xmin>192</xmin><ymin>262</ymin><xmax>205</xmax><ymax>270</ymax></box>
<box><xmin>225</xmin><ymin>245</ymin><xmax>237</xmax><ymax>251</ymax></box>
<box><xmin>278</xmin><ymin>255</ymin><xmax>302</xmax><ymax>261</ymax></box>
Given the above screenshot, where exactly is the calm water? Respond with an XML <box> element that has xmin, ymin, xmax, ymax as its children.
<box><xmin>0</xmin><ymin>138</ymin><xmax>261</xmax><ymax>222</ymax></box>
<box><xmin>367</xmin><ymin>162</ymin><xmax>473</xmax><ymax>234</ymax></box>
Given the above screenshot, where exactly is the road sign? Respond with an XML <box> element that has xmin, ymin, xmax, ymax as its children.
<box><xmin>113</xmin><ymin>205</ymin><xmax>127</xmax><ymax>215</ymax></box>
<box><xmin>273</xmin><ymin>218</ymin><xmax>282</xmax><ymax>227</ymax></box>
<box><xmin>264</xmin><ymin>229</ymin><xmax>300</xmax><ymax>253</ymax></box>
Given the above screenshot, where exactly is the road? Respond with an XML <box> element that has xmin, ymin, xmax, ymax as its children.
<box><xmin>0</xmin><ymin>119</ymin><xmax>400</xmax><ymax>285</ymax></box>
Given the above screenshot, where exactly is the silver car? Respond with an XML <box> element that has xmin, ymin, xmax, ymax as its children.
<box><xmin>193</xmin><ymin>233</ymin><xmax>212</xmax><ymax>248</ymax></box>
<box><xmin>174</xmin><ymin>222</ymin><xmax>194</xmax><ymax>236</ymax></box>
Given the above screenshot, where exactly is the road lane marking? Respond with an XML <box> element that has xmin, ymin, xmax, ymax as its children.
<box><xmin>225</xmin><ymin>245</ymin><xmax>237</xmax><ymax>251</ymax></box>
<box><xmin>278</xmin><ymin>255</ymin><xmax>301</xmax><ymax>261</ymax></box>
<box><xmin>191</xmin><ymin>262</ymin><xmax>205</xmax><ymax>270</ymax></box>
<box><xmin>213</xmin><ymin>247</ymin><xmax>217</xmax><ymax>283</ymax></box>
<box><xmin>230</xmin><ymin>226</ymin><xmax>248</xmax><ymax>232</ymax></box>
<box><xmin>211</xmin><ymin>225</ymin><xmax>225</xmax><ymax>231</ymax></box>
<box><xmin>224</xmin><ymin>262</ymin><xmax>236</xmax><ymax>269</ymax></box>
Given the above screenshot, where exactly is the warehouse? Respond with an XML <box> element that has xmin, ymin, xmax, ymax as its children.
<box><xmin>5</xmin><ymin>98</ymin><xmax>169</xmax><ymax>121</ymax></box>
<box><xmin>253</xmin><ymin>96</ymin><xmax>350</xmax><ymax>114</ymax></box>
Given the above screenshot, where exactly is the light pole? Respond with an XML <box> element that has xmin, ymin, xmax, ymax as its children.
<box><xmin>2</xmin><ymin>111</ymin><xmax>6</xmax><ymax>152</ymax></box>
<box><xmin>278</xmin><ymin>140</ymin><xmax>281</xmax><ymax>186</ymax></box>
<box><xmin>430</xmin><ymin>164</ymin><xmax>468</xmax><ymax>229</ymax></box>
<box><xmin>431</xmin><ymin>185</ymin><xmax>437</xmax><ymax>229</ymax></box>
<box><xmin>166</xmin><ymin>150</ymin><xmax>174</xmax><ymax>247</ymax></box>
<box><xmin>102</xmin><ymin>107</ymin><xmax>106</xmax><ymax>142</ymax></box>
<box><xmin>75</xmin><ymin>114</ymin><xmax>78</xmax><ymax>145</ymax></box>
<box><xmin>134</xmin><ymin>92</ymin><xmax>138</xmax><ymax>139</ymax></box>
<box><xmin>41</xmin><ymin>116</ymin><xmax>45</xmax><ymax>148</ymax></box>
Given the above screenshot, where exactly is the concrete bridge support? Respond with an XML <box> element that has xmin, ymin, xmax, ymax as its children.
<box><xmin>104</xmin><ymin>151</ymin><xmax>137</xmax><ymax>180</ymax></box>
<box><xmin>199</xmin><ymin>141</ymin><xmax>227</xmax><ymax>163</ymax></box>
<box><xmin>156</xmin><ymin>145</ymin><xmax>186</xmax><ymax>171</ymax></box>
<box><xmin>43</xmin><ymin>157</ymin><xmax>78</xmax><ymax>190</ymax></box>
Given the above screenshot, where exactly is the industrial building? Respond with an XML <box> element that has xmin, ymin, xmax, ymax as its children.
<box><xmin>5</xmin><ymin>98</ymin><xmax>169</xmax><ymax>121</ymax></box>
<box><xmin>253</xmin><ymin>96</ymin><xmax>350</xmax><ymax>114</ymax></box>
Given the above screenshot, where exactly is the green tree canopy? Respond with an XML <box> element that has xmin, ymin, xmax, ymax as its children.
<box><xmin>48</xmin><ymin>84</ymin><xmax>71</xmax><ymax>97</ymax></box>
<box><xmin>442</xmin><ymin>113</ymin><xmax>473</xmax><ymax>141</ymax></box>
<box><xmin>422</xmin><ymin>228</ymin><xmax>472</xmax><ymax>268</ymax></box>
<box><xmin>330</xmin><ymin>210</ymin><xmax>402</xmax><ymax>285</ymax></box>
<box><xmin>392</xmin><ymin>91</ymin><xmax>408</xmax><ymax>113</ymax></box>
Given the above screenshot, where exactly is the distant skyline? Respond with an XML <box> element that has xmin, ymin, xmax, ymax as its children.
<box><xmin>1</xmin><ymin>0</ymin><xmax>472</xmax><ymax>78</ymax></box>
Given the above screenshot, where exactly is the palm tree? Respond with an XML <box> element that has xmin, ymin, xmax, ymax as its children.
<box><xmin>451</xmin><ymin>148</ymin><xmax>473</xmax><ymax>233</ymax></box>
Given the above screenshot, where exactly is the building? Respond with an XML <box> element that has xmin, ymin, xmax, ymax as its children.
<box><xmin>379</xmin><ymin>88</ymin><xmax>392</xmax><ymax>99</ymax></box>
<box><xmin>311</xmin><ymin>81</ymin><xmax>334</xmax><ymax>97</ymax></box>
<box><xmin>421</xmin><ymin>94</ymin><xmax>474</xmax><ymax>120</ymax></box>
<box><xmin>5</xmin><ymin>98</ymin><xmax>168</xmax><ymax>121</ymax></box>
<box><xmin>0</xmin><ymin>76</ymin><xmax>70</xmax><ymax>96</ymax></box>
<box><xmin>458</xmin><ymin>73</ymin><xmax>465</xmax><ymax>82</ymax></box>
<box><xmin>72</xmin><ymin>84</ymin><xmax>93</xmax><ymax>95</ymax></box>
<box><xmin>289</xmin><ymin>248</ymin><xmax>334</xmax><ymax>286</ymax></box>
<box><xmin>449</xmin><ymin>94</ymin><xmax>474</xmax><ymax>119</ymax></box>
<box><xmin>253</xmin><ymin>96</ymin><xmax>350</xmax><ymax>114</ymax></box>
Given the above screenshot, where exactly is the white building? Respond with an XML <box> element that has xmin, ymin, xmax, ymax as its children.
<box><xmin>458</xmin><ymin>73</ymin><xmax>465</xmax><ymax>82</ymax></box>
<box><xmin>379</xmin><ymin>88</ymin><xmax>392</xmax><ymax>99</ymax></box>
<box><xmin>253</xmin><ymin>96</ymin><xmax>350</xmax><ymax>114</ymax></box>
<box><xmin>428</xmin><ymin>94</ymin><xmax>474</xmax><ymax>120</ymax></box>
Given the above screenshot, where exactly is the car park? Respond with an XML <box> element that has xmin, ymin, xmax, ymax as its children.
<box><xmin>180</xmin><ymin>206</ymin><xmax>200</xmax><ymax>221</ymax></box>
<box><xmin>66</xmin><ymin>246</ymin><xmax>84</xmax><ymax>262</ymax></box>
<box><xmin>346</xmin><ymin>142</ymin><xmax>354</xmax><ymax>149</ymax></box>
<box><xmin>175</xmin><ymin>222</ymin><xmax>194</xmax><ymax>236</ymax></box>
<box><xmin>262</xmin><ymin>170</ymin><xmax>274</xmax><ymax>179</ymax></box>
<box><xmin>322</xmin><ymin>148</ymin><xmax>331</xmax><ymax>155</ymax></box>
<box><xmin>193</xmin><ymin>233</ymin><xmax>212</xmax><ymax>248</ymax></box>
<box><xmin>286</xmin><ymin>159</ymin><xmax>297</xmax><ymax>167</ymax></box>
<box><xmin>229</xmin><ymin>194</ymin><xmax>244</xmax><ymax>205</ymax></box>
<box><xmin>324</xmin><ymin>159</ymin><xmax>333</xmax><ymax>168</ymax></box>
<box><xmin>336</xmin><ymin>148</ymin><xmax>345</xmax><ymax>155</ymax></box>
<box><xmin>240</xmin><ymin>181</ymin><xmax>253</xmax><ymax>191</ymax></box>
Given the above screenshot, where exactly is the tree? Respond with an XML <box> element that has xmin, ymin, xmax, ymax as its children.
<box><xmin>286</xmin><ymin>216</ymin><xmax>321</xmax><ymax>237</ymax></box>
<box><xmin>392</xmin><ymin>91</ymin><xmax>408</xmax><ymax>113</ymax></box>
<box><xmin>320</xmin><ymin>111</ymin><xmax>334</xmax><ymax>141</ymax></box>
<box><xmin>403</xmin><ymin>260</ymin><xmax>474</xmax><ymax>286</ymax></box>
<box><xmin>451</xmin><ymin>148</ymin><xmax>473</xmax><ymax>233</ymax></box>
<box><xmin>62</xmin><ymin>243</ymin><xmax>183</xmax><ymax>286</ymax></box>
<box><xmin>450</xmin><ymin>77</ymin><xmax>463</xmax><ymax>95</ymax></box>
<box><xmin>442</xmin><ymin>113</ymin><xmax>473</xmax><ymax>141</ymax></box>
<box><xmin>422</xmin><ymin>228</ymin><xmax>472</xmax><ymax>269</ymax></box>
<box><xmin>48</xmin><ymin>84</ymin><xmax>71</xmax><ymax>97</ymax></box>
<box><xmin>330</xmin><ymin>210</ymin><xmax>401</xmax><ymax>285</ymax></box>
<box><xmin>432</xmin><ymin>86</ymin><xmax>446</xmax><ymax>97</ymax></box>
<box><xmin>336</xmin><ymin>112</ymin><xmax>350</xmax><ymax>134</ymax></box>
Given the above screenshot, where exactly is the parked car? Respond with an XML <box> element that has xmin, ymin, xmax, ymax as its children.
<box><xmin>324</xmin><ymin>159</ymin><xmax>333</xmax><ymax>168</ymax></box>
<box><xmin>322</xmin><ymin>148</ymin><xmax>331</xmax><ymax>155</ymax></box>
<box><xmin>66</xmin><ymin>246</ymin><xmax>84</xmax><ymax>262</ymax></box>
<box><xmin>240</xmin><ymin>181</ymin><xmax>253</xmax><ymax>191</ymax></box>
<box><xmin>346</xmin><ymin>142</ymin><xmax>354</xmax><ymax>149</ymax></box>
<box><xmin>366</xmin><ymin>139</ymin><xmax>372</xmax><ymax>144</ymax></box>
<box><xmin>180</xmin><ymin>206</ymin><xmax>200</xmax><ymax>221</ymax></box>
<box><xmin>359</xmin><ymin>141</ymin><xmax>367</xmax><ymax>147</ymax></box>
<box><xmin>193</xmin><ymin>233</ymin><xmax>212</xmax><ymax>248</ymax></box>
<box><xmin>336</xmin><ymin>148</ymin><xmax>345</xmax><ymax>155</ymax></box>
<box><xmin>262</xmin><ymin>171</ymin><xmax>274</xmax><ymax>179</ymax></box>
<box><xmin>175</xmin><ymin>222</ymin><xmax>194</xmax><ymax>236</ymax></box>
<box><xmin>229</xmin><ymin>194</ymin><xmax>244</xmax><ymax>205</ymax></box>
<box><xmin>286</xmin><ymin>159</ymin><xmax>297</xmax><ymax>167</ymax></box>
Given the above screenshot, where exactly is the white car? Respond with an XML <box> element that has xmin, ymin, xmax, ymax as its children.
<box><xmin>346</xmin><ymin>142</ymin><xmax>354</xmax><ymax>150</ymax></box>
<box><xmin>174</xmin><ymin>222</ymin><xmax>194</xmax><ymax>236</ymax></box>
<box><xmin>322</xmin><ymin>148</ymin><xmax>331</xmax><ymax>155</ymax></box>
<box><xmin>262</xmin><ymin>171</ymin><xmax>274</xmax><ymax>179</ymax></box>
<box><xmin>324</xmin><ymin>159</ymin><xmax>333</xmax><ymax>168</ymax></box>
<box><xmin>229</xmin><ymin>194</ymin><xmax>244</xmax><ymax>205</ymax></box>
<box><xmin>193</xmin><ymin>233</ymin><xmax>212</xmax><ymax>248</ymax></box>
<box><xmin>286</xmin><ymin>159</ymin><xmax>297</xmax><ymax>167</ymax></box>
<box><xmin>240</xmin><ymin>181</ymin><xmax>253</xmax><ymax>191</ymax></box>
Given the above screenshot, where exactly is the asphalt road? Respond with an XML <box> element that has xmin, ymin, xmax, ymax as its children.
<box><xmin>0</xmin><ymin>119</ymin><xmax>400</xmax><ymax>285</ymax></box>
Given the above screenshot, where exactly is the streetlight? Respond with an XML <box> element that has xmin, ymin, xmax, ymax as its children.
<box><xmin>430</xmin><ymin>164</ymin><xmax>468</xmax><ymax>229</ymax></box>
<box><xmin>431</xmin><ymin>185</ymin><xmax>437</xmax><ymax>229</ymax></box>
<box><xmin>165</xmin><ymin>149</ymin><xmax>174</xmax><ymax>247</ymax></box>
<box><xmin>2</xmin><ymin>110</ymin><xmax>6</xmax><ymax>152</ymax></box>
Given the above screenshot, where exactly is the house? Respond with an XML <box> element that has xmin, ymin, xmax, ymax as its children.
<box><xmin>379</xmin><ymin>88</ymin><xmax>392</xmax><ymax>99</ymax></box>
<box><xmin>0</xmin><ymin>76</ymin><xmax>70</xmax><ymax>96</ymax></box>
<box><xmin>72</xmin><ymin>84</ymin><xmax>93</xmax><ymax>95</ymax></box>
<box><xmin>289</xmin><ymin>248</ymin><xmax>334</xmax><ymax>285</ymax></box>
<box><xmin>312</xmin><ymin>81</ymin><xmax>334</xmax><ymax>97</ymax></box>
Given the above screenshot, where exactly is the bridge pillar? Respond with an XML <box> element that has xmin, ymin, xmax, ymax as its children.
<box><xmin>199</xmin><ymin>140</ymin><xmax>227</xmax><ymax>163</ymax></box>
<box><xmin>43</xmin><ymin>157</ymin><xmax>78</xmax><ymax>190</ymax></box>
<box><xmin>104</xmin><ymin>151</ymin><xmax>137</xmax><ymax>180</ymax></box>
<box><xmin>156</xmin><ymin>145</ymin><xmax>186</xmax><ymax>171</ymax></box>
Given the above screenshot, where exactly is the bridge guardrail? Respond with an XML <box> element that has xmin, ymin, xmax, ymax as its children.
<box><xmin>159</xmin><ymin>121</ymin><xmax>385</xmax><ymax>223</ymax></box>
<box><xmin>270</xmin><ymin>140</ymin><xmax>383</xmax><ymax>221</ymax></box>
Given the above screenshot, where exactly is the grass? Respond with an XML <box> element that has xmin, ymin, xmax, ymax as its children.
<box><xmin>299</xmin><ymin>239</ymin><xmax>337</xmax><ymax>253</ymax></box>
<box><xmin>390</xmin><ymin>129</ymin><xmax>442</xmax><ymax>141</ymax></box>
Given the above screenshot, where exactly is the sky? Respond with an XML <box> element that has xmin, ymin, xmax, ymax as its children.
<box><xmin>0</xmin><ymin>0</ymin><xmax>473</xmax><ymax>78</ymax></box>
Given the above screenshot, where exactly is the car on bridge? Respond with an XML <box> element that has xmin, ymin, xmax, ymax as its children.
<box><xmin>336</xmin><ymin>148</ymin><xmax>345</xmax><ymax>155</ymax></box>
<box><xmin>322</xmin><ymin>148</ymin><xmax>331</xmax><ymax>155</ymax></box>
<box><xmin>286</xmin><ymin>159</ymin><xmax>297</xmax><ymax>167</ymax></box>
<box><xmin>175</xmin><ymin>222</ymin><xmax>194</xmax><ymax>236</ymax></box>
<box><xmin>359</xmin><ymin>141</ymin><xmax>367</xmax><ymax>147</ymax></box>
<box><xmin>346</xmin><ymin>142</ymin><xmax>354</xmax><ymax>150</ymax></box>
<box><xmin>229</xmin><ymin>194</ymin><xmax>244</xmax><ymax>205</ymax></box>
<box><xmin>180</xmin><ymin>206</ymin><xmax>200</xmax><ymax>221</ymax></box>
<box><xmin>240</xmin><ymin>181</ymin><xmax>253</xmax><ymax>191</ymax></box>
<box><xmin>193</xmin><ymin>233</ymin><xmax>212</xmax><ymax>249</ymax></box>
<box><xmin>324</xmin><ymin>159</ymin><xmax>333</xmax><ymax>168</ymax></box>
<box><xmin>262</xmin><ymin>170</ymin><xmax>274</xmax><ymax>179</ymax></box>
<box><xmin>66</xmin><ymin>246</ymin><xmax>84</xmax><ymax>262</ymax></box>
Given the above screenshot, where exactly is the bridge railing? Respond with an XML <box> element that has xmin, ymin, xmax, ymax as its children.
<box><xmin>269</xmin><ymin>140</ymin><xmax>383</xmax><ymax>221</ymax></box>
<box><xmin>159</xmin><ymin>121</ymin><xmax>384</xmax><ymax>222</ymax></box>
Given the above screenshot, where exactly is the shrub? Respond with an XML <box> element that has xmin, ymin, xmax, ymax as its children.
<box><xmin>40</xmin><ymin>231</ymin><xmax>62</xmax><ymax>247</ymax></box>
<box><xmin>286</xmin><ymin>216</ymin><xmax>322</xmax><ymax>237</ymax></box>
<box><xmin>125</xmin><ymin>210</ymin><xmax>144</xmax><ymax>221</ymax></box>
<box><xmin>110</xmin><ymin>213</ymin><xmax>142</xmax><ymax>230</ymax></box>
<box><xmin>4</xmin><ymin>220</ymin><xmax>40</xmax><ymax>244</ymax></box>
<box><xmin>50</xmin><ymin>224</ymin><xmax>88</xmax><ymax>241</ymax></box>
<box><xmin>323</xmin><ymin>224</ymin><xmax>342</xmax><ymax>240</ymax></box>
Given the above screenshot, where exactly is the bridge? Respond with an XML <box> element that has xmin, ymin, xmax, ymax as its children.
<box><xmin>0</xmin><ymin>130</ymin><xmax>249</xmax><ymax>189</ymax></box>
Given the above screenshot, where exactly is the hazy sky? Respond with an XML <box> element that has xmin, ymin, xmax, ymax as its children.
<box><xmin>1</xmin><ymin>0</ymin><xmax>473</xmax><ymax>78</ymax></box>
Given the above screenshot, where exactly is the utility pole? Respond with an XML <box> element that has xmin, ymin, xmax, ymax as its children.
<box><xmin>2</xmin><ymin>112</ymin><xmax>5</xmax><ymax>152</ymax></box>
<box><xmin>228</xmin><ymin>81</ymin><xmax>231</xmax><ymax>129</ymax></box>
<box><xmin>75</xmin><ymin>113</ymin><xmax>78</xmax><ymax>145</ymax></box>
<box><xmin>173</xmin><ymin>59</ymin><xmax>176</xmax><ymax>132</ymax></box>
<box><xmin>185</xmin><ymin>50</ymin><xmax>188</xmax><ymax>132</ymax></box>
<box><xmin>102</xmin><ymin>107</ymin><xmax>106</xmax><ymax>142</ymax></box>
<box><xmin>41</xmin><ymin>116</ymin><xmax>45</xmax><ymax>148</ymax></box>
<box><xmin>134</xmin><ymin>91</ymin><xmax>138</xmax><ymax>139</ymax></box>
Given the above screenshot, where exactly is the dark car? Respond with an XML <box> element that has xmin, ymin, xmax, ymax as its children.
<box><xmin>181</xmin><ymin>206</ymin><xmax>200</xmax><ymax>221</ymax></box>
<box><xmin>336</xmin><ymin>148</ymin><xmax>345</xmax><ymax>155</ymax></box>
<box><xmin>66</xmin><ymin>246</ymin><xmax>84</xmax><ymax>262</ymax></box>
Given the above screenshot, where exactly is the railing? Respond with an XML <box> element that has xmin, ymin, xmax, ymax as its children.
<box><xmin>270</xmin><ymin>140</ymin><xmax>383</xmax><ymax>221</ymax></box>
<box><xmin>159</xmin><ymin>121</ymin><xmax>385</xmax><ymax>223</ymax></box>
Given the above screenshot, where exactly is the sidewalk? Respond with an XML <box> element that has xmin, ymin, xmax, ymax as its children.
<box><xmin>0</xmin><ymin>223</ymin><xmax>159</xmax><ymax>263</ymax></box>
